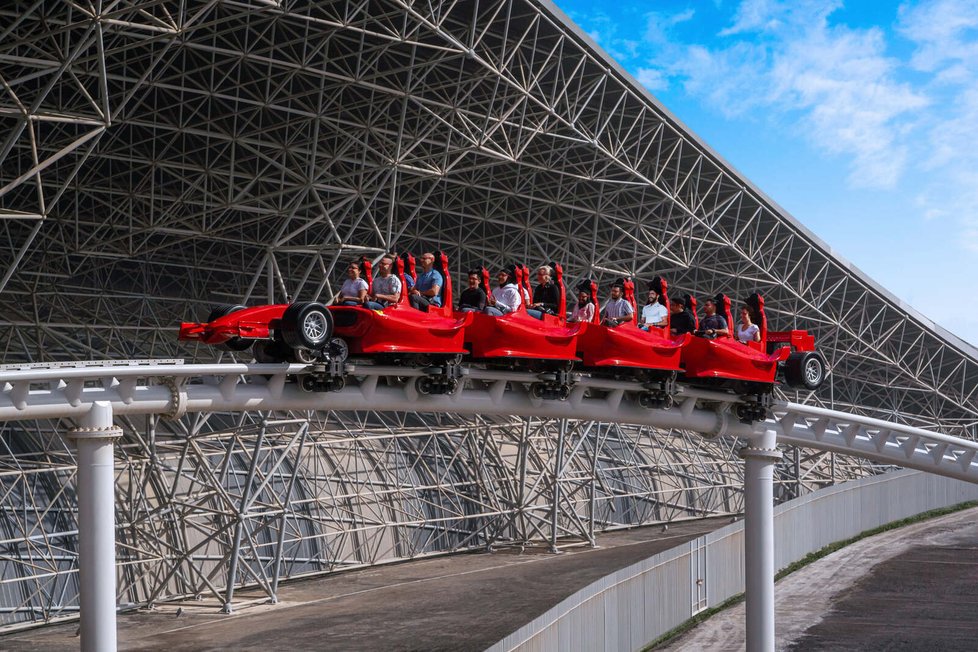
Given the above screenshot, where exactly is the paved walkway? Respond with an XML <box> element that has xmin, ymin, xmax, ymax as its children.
<box><xmin>1</xmin><ymin>518</ymin><xmax>728</xmax><ymax>651</ymax></box>
<box><xmin>660</xmin><ymin>506</ymin><xmax>978</xmax><ymax>651</ymax></box>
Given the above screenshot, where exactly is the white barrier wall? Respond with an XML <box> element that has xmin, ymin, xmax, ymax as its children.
<box><xmin>487</xmin><ymin>470</ymin><xmax>978</xmax><ymax>652</ymax></box>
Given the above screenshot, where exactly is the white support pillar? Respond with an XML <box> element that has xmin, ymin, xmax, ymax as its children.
<box><xmin>739</xmin><ymin>428</ymin><xmax>781</xmax><ymax>652</ymax></box>
<box><xmin>67</xmin><ymin>401</ymin><xmax>122</xmax><ymax>652</ymax></box>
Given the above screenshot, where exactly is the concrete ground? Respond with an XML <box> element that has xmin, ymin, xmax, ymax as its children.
<box><xmin>659</xmin><ymin>506</ymin><xmax>978</xmax><ymax>651</ymax></box>
<box><xmin>0</xmin><ymin>517</ymin><xmax>727</xmax><ymax>651</ymax></box>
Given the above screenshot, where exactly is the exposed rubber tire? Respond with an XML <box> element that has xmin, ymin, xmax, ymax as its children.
<box><xmin>253</xmin><ymin>340</ymin><xmax>286</xmax><ymax>364</ymax></box>
<box><xmin>207</xmin><ymin>304</ymin><xmax>252</xmax><ymax>352</ymax></box>
<box><xmin>785</xmin><ymin>351</ymin><xmax>826</xmax><ymax>390</ymax></box>
<box><xmin>280</xmin><ymin>302</ymin><xmax>332</xmax><ymax>352</ymax></box>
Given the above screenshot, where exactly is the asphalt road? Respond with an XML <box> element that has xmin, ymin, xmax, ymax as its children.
<box><xmin>0</xmin><ymin>518</ymin><xmax>728</xmax><ymax>651</ymax></box>
<box><xmin>660</xmin><ymin>506</ymin><xmax>978</xmax><ymax>651</ymax></box>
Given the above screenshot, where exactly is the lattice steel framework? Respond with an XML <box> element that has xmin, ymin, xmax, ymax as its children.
<box><xmin>0</xmin><ymin>0</ymin><xmax>970</xmax><ymax>628</ymax></box>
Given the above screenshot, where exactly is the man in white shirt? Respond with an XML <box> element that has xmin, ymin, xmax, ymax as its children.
<box><xmin>485</xmin><ymin>268</ymin><xmax>522</xmax><ymax>316</ymax></box>
<box><xmin>601</xmin><ymin>283</ymin><xmax>634</xmax><ymax>326</ymax></box>
<box><xmin>639</xmin><ymin>288</ymin><xmax>668</xmax><ymax>330</ymax></box>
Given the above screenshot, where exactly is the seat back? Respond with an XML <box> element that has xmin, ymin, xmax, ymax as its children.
<box><xmin>714</xmin><ymin>293</ymin><xmax>734</xmax><ymax>338</ymax></box>
<box><xmin>393</xmin><ymin>255</ymin><xmax>409</xmax><ymax>302</ymax></box>
<box><xmin>620</xmin><ymin>277</ymin><xmax>638</xmax><ymax>324</ymax></box>
<box><xmin>684</xmin><ymin>294</ymin><xmax>699</xmax><ymax>329</ymax></box>
<box><xmin>551</xmin><ymin>261</ymin><xmax>566</xmax><ymax>321</ymax></box>
<box><xmin>402</xmin><ymin>252</ymin><xmax>417</xmax><ymax>289</ymax></box>
<box><xmin>745</xmin><ymin>292</ymin><xmax>768</xmax><ymax>345</ymax></box>
<box><xmin>359</xmin><ymin>256</ymin><xmax>373</xmax><ymax>287</ymax></box>
<box><xmin>512</xmin><ymin>264</ymin><xmax>527</xmax><ymax>311</ymax></box>
<box><xmin>650</xmin><ymin>276</ymin><xmax>670</xmax><ymax>330</ymax></box>
<box><xmin>434</xmin><ymin>251</ymin><xmax>452</xmax><ymax>307</ymax></box>
<box><xmin>519</xmin><ymin>264</ymin><xmax>532</xmax><ymax>307</ymax></box>
<box><xmin>479</xmin><ymin>267</ymin><xmax>492</xmax><ymax>297</ymax></box>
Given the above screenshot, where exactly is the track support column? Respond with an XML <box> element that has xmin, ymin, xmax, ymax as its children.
<box><xmin>67</xmin><ymin>401</ymin><xmax>122</xmax><ymax>652</ymax></box>
<box><xmin>739</xmin><ymin>428</ymin><xmax>781</xmax><ymax>652</ymax></box>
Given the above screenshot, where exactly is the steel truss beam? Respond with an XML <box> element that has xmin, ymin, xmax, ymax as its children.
<box><xmin>0</xmin><ymin>0</ymin><xmax>974</xmax><ymax>633</ymax></box>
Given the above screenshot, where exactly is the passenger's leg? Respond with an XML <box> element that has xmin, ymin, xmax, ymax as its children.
<box><xmin>410</xmin><ymin>295</ymin><xmax>431</xmax><ymax>312</ymax></box>
<box><xmin>526</xmin><ymin>308</ymin><xmax>544</xmax><ymax>320</ymax></box>
<box><xmin>460</xmin><ymin>306</ymin><xmax>478</xmax><ymax>313</ymax></box>
<box><xmin>484</xmin><ymin>306</ymin><xmax>503</xmax><ymax>316</ymax></box>
<box><xmin>340</xmin><ymin>300</ymin><xmax>360</xmax><ymax>306</ymax></box>
<box><xmin>364</xmin><ymin>301</ymin><xmax>385</xmax><ymax>310</ymax></box>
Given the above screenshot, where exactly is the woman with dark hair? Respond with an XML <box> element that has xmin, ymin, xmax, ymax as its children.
<box><xmin>336</xmin><ymin>261</ymin><xmax>369</xmax><ymax>306</ymax></box>
<box><xmin>736</xmin><ymin>305</ymin><xmax>761</xmax><ymax>343</ymax></box>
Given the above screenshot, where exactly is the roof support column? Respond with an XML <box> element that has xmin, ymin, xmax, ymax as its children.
<box><xmin>67</xmin><ymin>401</ymin><xmax>122</xmax><ymax>652</ymax></box>
<box><xmin>740</xmin><ymin>428</ymin><xmax>781</xmax><ymax>652</ymax></box>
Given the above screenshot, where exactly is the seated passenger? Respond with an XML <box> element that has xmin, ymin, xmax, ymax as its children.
<box><xmin>409</xmin><ymin>252</ymin><xmax>443</xmax><ymax>312</ymax></box>
<box><xmin>568</xmin><ymin>289</ymin><xmax>594</xmax><ymax>323</ymax></box>
<box><xmin>698</xmin><ymin>298</ymin><xmax>729</xmax><ymax>337</ymax></box>
<box><xmin>527</xmin><ymin>265</ymin><xmax>560</xmax><ymax>320</ymax></box>
<box><xmin>736</xmin><ymin>305</ymin><xmax>761</xmax><ymax>343</ymax></box>
<box><xmin>639</xmin><ymin>287</ymin><xmax>668</xmax><ymax>331</ymax></box>
<box><xmin>669</xmin><ymin>297</ymin><xmax>696</xmax><ymax>336</ymax></box>
<box><xmin>601</xmin><ymin>283</ymin><xmax>634</xmax><ymax>327</ymax></box>
<box><xmin>365</xmin><ymin>255</ymin><xmax>402</xmax><ymax>310</ymax></box>
<box><xmin>457</xmin><ymin>270</ymin><xmax>487</xmax><ymax>313</ymax></box>
<box><xmin>485</xmin><ymin>268</ymin><xmax>521</xmax><ymax>316</ymax></box>
<box><xmin>335</xmin><ymin>261</ymin><xmax>369</xmax><ymax>306</ymax></box>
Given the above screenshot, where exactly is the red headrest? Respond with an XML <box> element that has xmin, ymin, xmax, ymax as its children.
<box><xmin>402</xmin><ymin>252</ymin><xmax>417</xmax><ymax>281</ymax></box>
<box><xmin>359</xmin><ymin>257</ymin><xmax>373</xmax><ymax>286</ymax></box>
<box><xmin>394</xmin><ymin>255</ymin><xmax>408</xmax><ymax>301</ymax></box>
<box><xmin>589</xmin><ymin>280</ymin><xmax>600</xmax><ymax>324</ymax></box>
<box><xmin>434</xmin><ymin>250</ymin><xmax>452</xmax><ymax>307</ymax></box>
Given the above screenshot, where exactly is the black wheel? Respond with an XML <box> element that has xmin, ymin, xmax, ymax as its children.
<box><xmin>531</xmin><ymin>384</ymin><xmax>545</xmax><ymax>399</ymax></box>
<box><xmin>300</xmin><ymin>375</ymin><xmax>316</xmax><ymax>392</ymax></box>
<box><xmin>784</xmin><ymin>351</ymin><xmax>827</xmax><ymax>390</ymax></box>
<box><xmin>280</xmin><ymin>302</ymin><xmax>333</xmax><ymax>351</ymax></box>
<box><xmin>328</xmin><ymin>337</ymin><xmax>349</xmax><ymax>363</ymax></box>
<box><xmin>291</xmin><ymin>347</ymin><xmax>318</xmax><ymax>365</ymax></box>
<box><xmin>329</xmin><ymin>376</ymin><xmax>346</xmax><ymax>392</ymax></box>
<box><xmin>206</xmin><ymin>304</ymin><xmax>252</xmax><ymax>352</ymax></box>
<box><xmin>661</xmin><ymin>395</ymin><xmax>674</xmax><ymax>410</ymax></box>
<box><xmin>416</xmin><ymin>377</ymin><xmax>433</xmax><ymax>395</ymax></box>
<box><xmin>253</xmin><ymin>340</ymin><xmax>285</xmax><ymax>363</ymax></box>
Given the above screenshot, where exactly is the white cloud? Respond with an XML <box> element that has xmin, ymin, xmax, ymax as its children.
<box><xmin>768</xmin><ymin>26</ymin><xmax>927</xmax><ymax>187</ymax></box>
<box><xmin>720</xmin><ymin>0</ymin><xmax>842</xmax><ymax>36</ymax></box>
<box><xmin>653</xmin><ymin>2</ymin><xmax>928</xmax><ymax>188</ymax></box>
<box><xmin>898</xmin><ymin>0</ymin><xmax>978</xmax><ymax>73</ymax></box>
<box><xmin>578</xmin><ymin>0</ymin><xmax>978</xmax><ymax>250</ymax></box>
<box><xmin>636</xmin><ymin>67</ymin><xmax>668</xmax><ymax>91</ymax></box>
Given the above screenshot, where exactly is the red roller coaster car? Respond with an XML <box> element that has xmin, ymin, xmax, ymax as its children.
<box><xmin>679</xmin><ymin>292</ymin><xmax>827</xmax><ymax>419</ymax></box>
<box><xmin>178</xmin><ymin>252</ymin><xmax>827</xmax><ymax>415</ymax></box>
<box><xmin>463</xmin><ymin>262</ymin><xmax>584</xmax><ymax>399</ymax></box>
<box><xmin>329</xmin><ymin>251</ymin><xmax>470</xmax><ymax>359</ymax></box>
<box><xmin>573</xmin><ymin>276</ymin><xmax>689</xmax><ymax>407</ymax></box>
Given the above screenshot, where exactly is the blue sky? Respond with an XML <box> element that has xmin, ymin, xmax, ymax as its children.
<box><xmin>554</xmin><ymin>0</ymin><xmax>978</xmax><ymax>346</ymax></box>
